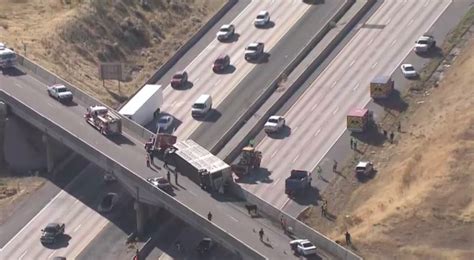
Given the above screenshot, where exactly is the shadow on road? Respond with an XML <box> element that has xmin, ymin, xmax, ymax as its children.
<box><xmin>109</xmin><ymin>134</ymin><xmax>136</xmax><ymax>146</ymax></box>
<box><xmin>266</xmin><ymin>125</ymin><xmax>291</xmax><ymax>139</ymax></box>
<box><xmin>373</xmin><ymin>89</ymin><xmax>408</xmax><ymax>113</ymax></box>
<box><xmin>42</xmin><ymin>234</ymin><xmax>71</xmax><ymax>249</ymax></box>
<box><xmin>172</xmin><ymin>81</ymin><xmax>193</xmax><ymax>91</ymax></box>
<box><xmin>351</xmin><ymin>123</ymin><xmax>386</xmax><ymax>147</ymax></box>
<box><xmin>193</xmin><ymin>109</ymin><xmax>221</xmax><ymax>122</ymax></box>
<box><xmin>234</xmin><ymin>168</ymin><xmax>273</xmax><ymax>185</ymax></box>
<box><xmin>303</xmin><ymin>0</ymin><xmax>325</xmax><ymax>5</ymax></box>
<box><xmin>2</xmin><ymin>67</ymin><xmax>26</xmax><ymax>76</ymax></box>
<box><xmin>289</xmin><ymin>186</ymin><xmax>322</xmax><ymax>206</ymax></box>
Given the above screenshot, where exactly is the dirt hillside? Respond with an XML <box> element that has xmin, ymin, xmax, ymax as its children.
<box><xmin>300</xmin><ymin>35</ymin><xmax>474</xmax><ymax>260</ymax></box>
<box><xmin>0</xmin><ymin>0</ymin><xmax>224</xmax><ymax>106</ymax></box>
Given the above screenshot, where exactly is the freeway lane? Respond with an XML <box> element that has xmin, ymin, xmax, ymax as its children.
<box><xmin>0</xmin><ymin>69</ymin><xmax>332</xmax><ymax>259</ymax></box>
<box><xmin>243</xmin><ymin>0</ymin><xmax>452</xmax><ymax>211</ymax></box>
<box><xmin>0</xmin><ymin>164</ymin><xmax>120</xmax><ymax>259</ymax></box>
<box><xmin>191</xmin><ymin>0</ymin><xmax>345</xmax><ymax>149</ymax></box>
<box><xmin>161</xmin><ymin>0</ymin><xmax>312</xmax><ymax>139</ymax></box>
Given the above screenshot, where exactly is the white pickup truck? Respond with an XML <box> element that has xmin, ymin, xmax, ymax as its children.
<box><xmin>47</xmin><ymin>84</ymin><xmax>73</xmax><ymax>103</ymax></box>
<box><xmin>264</xmin><ymin>115</ymin><xmax>285</xmax><ymax>133</ymax></box>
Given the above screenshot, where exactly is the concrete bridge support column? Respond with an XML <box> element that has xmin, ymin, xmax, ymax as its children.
<box><xmin>42</xmin><ymin>134</ymin><xmax>55</xmax><ymax>174</ymax></box>
<box><xmin>134</xmin><ymin>200</ymin><xmax>147</xmax><ymax>238</ymax></box>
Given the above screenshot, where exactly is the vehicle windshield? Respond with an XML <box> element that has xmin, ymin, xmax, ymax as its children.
<box><xmin>158</xmin><ymin>117</ymin><xmax>170</xmax><ymax>124</ymax></box>
<box><xmin>418</xmin><ymin>40</ymin><xmax>428</xmax><ymax>45</ymax></box>
<box><xmin>173</xmin><ymin>74</ymin><xmax>183</xmax><ymax>79</ymax></box>
<box><xmin>268</xmin><ymin>118</ymin><xmax>278</xmax><ymax>124</ymax></box>
<box><xmin>57</xmin><ymin>87</ymin><xmax>68</xmax><ymax>93</ymax></box>
<box><xmin>0</xmin><ymin>53</ymin><xmax>15</xmax><ymax>60</ymax></box>
<box><xmin>220</xmin><ymin>27</ymin><xmax>229</xmax><ymax>32</ymax></box>
<box><xmin>44</xmin><ymin>226</ymin><xmax>57</xmax><ymax>233</ymax></box>
<box><xmin>256</xmin><ymin>15</ymin><xmax>266</xmax><ymax>19</ymax></box>
<box><xmin>405</xmin><ymin>66</ymin><xmax>415</xmax><ymax>71</ymax></box>
<box><xmin>193</xmin><ymin>103</ymin><xmax>206</xmax><ymax>109</ymax></box>
<box><xmin>247</xmin><ymin>46</ymin><xmax>258</xmax><ymax>51</ymax></box>
<box><xmin>356</xmin><ymin>167</ymin><xmax>365</xmax><ymax>171</ymax></box>
<box><xmin>302</xmin><ymin>242</ymin><xmax>313</xmax><ymax>248</ymax></box>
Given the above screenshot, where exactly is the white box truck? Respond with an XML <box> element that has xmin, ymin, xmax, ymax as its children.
<box><xmin>119</xmin><ymin>84</ymin><xmax>163</xmax><ymax>126</ymax></box>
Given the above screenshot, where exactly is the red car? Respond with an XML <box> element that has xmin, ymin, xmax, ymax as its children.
<box><xmin>171</xmin><ymin>71</ymin><xmax>188</xmax><ymax>88</ymax></box>
<box><xmin>213</xmin><ymin>55</ymin><xmax>230</xmax><ymax>73</ymax></box>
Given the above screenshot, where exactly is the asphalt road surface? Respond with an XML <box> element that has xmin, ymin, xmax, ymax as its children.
<box><xmin>0</xmin><ymin>62</ymin><xmax>332</xmax><ymax>259</ymax></box>
<box><xmin>0</xmin><ymin>163</ymin><xmax>122</xmax><ymax>259</ymax></box>
<box><xmin>242</xmin><ymin>0</ymin><xmax>452</xmax><ymax>213</ymax></box>
<box><xmin>160</xmin><ymin>0</ymin><xmax>312</xmax><ymax>139</ymax></box>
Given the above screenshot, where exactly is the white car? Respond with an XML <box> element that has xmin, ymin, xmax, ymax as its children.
<box><xmin>147</xmin><ymin>177</ymin><xmax>172</xmax><ymax>192</ymax></box>
<box><xmin>414</xmin><ymin>35</ymin><xmax>436</xmax><ymax>53</ymax></box>
<box><xmin>264</xmin><ymin>115</ymin><xmax>285</xmax><ymax>133</ymax></box>
<box><xmin>289</xmin><ymin>239</ymin><xmax>317</xmax><ymax>256</ymax></box>
<box><xmin>254</xmin><ymin>11</ymin><xmax>270</xmax><ymax>27</ymax></box>
<box><xmin>47</xmin><ymin>84</ymin><xmax>73</xmax><ymax>103</ymax></box>
<box><xmin>400</xmin><ymin>64</ymin><xmax>417</xmax><ymax>78</ymax></box>
<box><xmin>245</xmin><ymin>42</ymin><xmax>264</xmax><ymax>60</ymax></box>
<box><xmin>355</xmin><ymin>161</ymin><xmax>374</xmax><ymax>175</ymax></box>
<box><xmin>98</xmin><ymin>193</ymin><xmax>118</xmax><ymax>213</ymax></box>
<box><xmin>157</xmin><ymin>115</ymin><xmax>174</xmax><ymax>131</ymax></box>
<box><xmin>216</xmin><ymin>24</ymin><xmax>235</xmax><ymax>41</ymax></box>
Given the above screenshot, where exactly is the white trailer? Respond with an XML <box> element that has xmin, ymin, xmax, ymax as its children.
<box><xmin>119</xmin><ymin>84</ymin><xmax>163</xmax><ymax>126</ymax></box>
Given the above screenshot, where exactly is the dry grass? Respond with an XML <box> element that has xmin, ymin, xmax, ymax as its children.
<box><xmin>299</xmin><ymin>27</ymin><xmax>474</xmax><ymax>260</ymax></box>
<box><xmin>0</xmin><ymin>0</ymin><xmax>225</xmax><ymax>107</ymax></box>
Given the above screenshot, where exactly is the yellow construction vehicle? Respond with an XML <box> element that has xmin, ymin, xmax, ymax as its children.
<box><xmin>231</xmin><ymin>145</ymin><xmax>262</xmax><ymax>178</ymax></box>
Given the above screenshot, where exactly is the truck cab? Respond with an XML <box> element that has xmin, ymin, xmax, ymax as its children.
<box><xmin>0</xmin><ymin>43</ymin><xmax>17</xmax><ymax>69</ymax></box>
<box><xmin>414</xmin><ymin>35</ymin><xmax>436</xmax><ymax>53</ymax></box>
<box><xmin>355</xmin><ymin>161</ymin><xmax>374</xmax><ymax>176</ymax></box>
<box><xmin>285</xmin><ymin>170</ymin><xmax>311</xmax><ymax>197</ymax></box>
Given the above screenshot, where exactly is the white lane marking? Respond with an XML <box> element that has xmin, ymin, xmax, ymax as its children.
<box><xmin>73</xmin><ymin>224</ymin><xmax>82</xmax><ymax>233</ymax></box>
<box><xmin>292</xmin><ymin>126</ymin><xmax>298</xmax><ymax>133</ymax></box>
<box><xmin>314</xmin><ymin>129</ymin><xmax>321</xmax><ymax>137</ymax></box>
<box><xmin>273</xmin><ymin>178</ymin><xmax>281</xmax><ymax>186</ymax></box>
<box><xmin>292</xmin><ymin>155</ymin><xmax>299</xmax><ymax>163</ymax></box>
<box><xmin>331</xmin><ymin>80</ymin><xmax>337</xmax><ymax>89</ymax></box>
<box><xmin>0</xmin><ymin>164</ymin><xmax>91</xmax><ymax>251</ymax></box>
<box><xmin>408</xmin><ymin>19</ymin><xmax>414</xmax><ymax>26</ymax></box>
<box><xmin>213</xmin><ymin>79</ymin><xmax>221</xmax><ymax>87</ymax></box>
<box><xmin>48</xmin><ymin>250</ymin><xmax>56</xmax><ymax>259</ymax></box>
<box><xmin>367</xmin><ymin>38</ymin><xmax>374</xmax><ymax>46</ymax></box>
<box><xmin>391</xmin><ymin>39</ymin><xmax>397</xmax><ymax>46</ymax></box>
<box><xmin>271</xmin><ymin>150</ymin><xmax>278</xmax><ymax>159</ymax></box>
<box><xmin>333</xmin><ymin>106</ymin><xmax>339</xmax><ymax>115</ymax></box>
<box><xmin>19</xmin><ymin>250</ymin><xmax>27</xmax><ymax>260</ymax></box>
<box><xmin>228</xmin><ymin>215</ymin><xmax>239</xmax><ymax>222</ymax></box>
<box><xmin>47</xmin><ymin>102</ymin><xmax>54</xmax><ymax>108</ymax></box>
<box><xmin>386</xmin><ymin>18</ymin><xmax>392</xmax><ymax>24</ymax></box>
<box><xmin>349</xmin><ymin>60</ymin><xmax>355</xmax><ymax>67</ymax></box>
<box><xmin>371</xmin><ymin>62</ymin><xmax>378</xmax><ymax>69</ymax></box>
<box><xmin>188</xmin><ymin>190</ymin><xmax>197</xmax><ymax>197</ymax></box>
<box><xmin>424</xmin><ymin>0</ymin><xmax>430</xmax><ymax>7</ymax></box>
<box><xmin>193</xmin><ymin>78</ymin><xmax>200</xmax><ymax>84</ymax></box>
<box><xmin>311</xmin><ymin>103</ymin><xmax>319</xmax><ymax>112</ymax></box>
<box><xmin>15</xmin><ymin>83</ymin><xmax>24</xmax><ymax>89</ymax></box>
<box><xmin>353</xmin><ymin>83</ymin><xmax>360</xmax><ymax>91</ymax></box>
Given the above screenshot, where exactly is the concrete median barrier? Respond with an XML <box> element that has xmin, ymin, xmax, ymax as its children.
<box><xmin>211</xmin><ymin>0</ymin><xmax>356</xmax><ymax>155</ymax></box>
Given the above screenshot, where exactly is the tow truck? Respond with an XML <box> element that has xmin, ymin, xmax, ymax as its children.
<box><xmin>84</xmin><ymin>105</ymin><xmax>122</xmax><ymax>136</ymax></box>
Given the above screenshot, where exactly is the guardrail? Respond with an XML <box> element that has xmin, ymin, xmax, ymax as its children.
<box><xmin>210</xmin><ymin>0</ymin><xmax>357</xmax><ymax>154</ymax></box>
<box><xmin>0</xmin><ymin>90</ymin><xmax>265</xmax><ymax>260</ymax></box>
<box><xmin>228</xmin><ymin>181</ymin><xmax>362</xmax><ymax>260</ymax></box>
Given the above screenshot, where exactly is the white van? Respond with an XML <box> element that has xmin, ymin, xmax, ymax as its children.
<box><xmin>192</xmin><ymin>94</ymin><xmax>212</xmax><ymax>117</ymax></box>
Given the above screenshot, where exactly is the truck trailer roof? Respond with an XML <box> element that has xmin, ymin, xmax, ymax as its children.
<box><xmin>347</xmin><ymin>108</ymin><xmax>368</xmax><ymax>118</ymax></box>
<box><xmin>174</xmin><ymin>139</ymin><xmax>229</xmax><ymax>174</ymax></box>
<box><xmin>119</xmin><ymin>84</ymin><xmax>162</xmax><ymax>116</ymax></box>
<box><xmin>371</xmin><ymin>75</ymin><xmax>392</xmax><ymax>84</ymax></box>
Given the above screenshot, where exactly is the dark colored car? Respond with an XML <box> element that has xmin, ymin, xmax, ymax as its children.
<box><xmin>41</xmin><ymin>223</ymin><xmax>65</xmax><ymax>244</ymax></box>
<box><xmin>170</xmin><ymin>71</ymin><xmax>188</xmax><ymax>88</ymax></box>
<box><xmin>213</xmin><ymin>55</ymin><xmax>230</xmax><ymax>73</ymax></box>
<box><xmin>196</xmin><ymin>237</ymin><xmax>215</xmax><ymax>255</ymax></box>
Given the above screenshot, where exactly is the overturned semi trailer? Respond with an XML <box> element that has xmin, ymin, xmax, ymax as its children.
<box><xmin>173</xmin><ymin>140</ymin><xmax>232</xmax><ymax>193</ymax></box>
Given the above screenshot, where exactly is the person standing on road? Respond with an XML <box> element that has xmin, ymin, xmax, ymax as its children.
<box><xmin>146</xmin><ymin>154</ymin><xmax>151</xmax><ymax>168</ymax></box>
<box><xmin>167</xmin><ymin>171</ymin><xmax>171</xmax><ymax>182</ymax></box>
<box><xmin>259</xmin><ymin>228</ymin><xmax>264</xmax><ymax>241</ymax></box>
<box><xmin>350</xmin><ymin>138</ymin><xmax>354</xmax><ymax>149</ymax></box>
<box><xmin>175</xmin><ymin>172</ymin><xmax>178</xmax><ymax>185</ymax></box>
<box><xmin>390</xmin><ymin>132</ymin><xmax>395</xmax><ymax>143</ymax></box>
<box><xmin>207</xmin><ymin>211</ymin><xmax>213</xmax><ymax>221</ymax></box>
<box><xmin>333</xmin><ymin>160</ymin><xmax>338</xmax><ymax>172</ymax></box>
<box><xmin>353</xmin><ymin>140</ymin><xmax>358</xmax><ymax>151</ymax></box>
